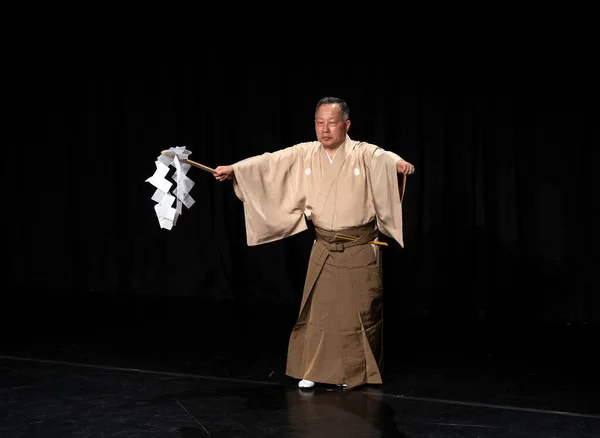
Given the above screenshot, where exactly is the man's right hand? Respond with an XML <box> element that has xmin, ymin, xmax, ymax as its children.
<box><xmin>214</xmin><ymin>165</ymin><xmax>234</xmax><ymax>181</ymax></box>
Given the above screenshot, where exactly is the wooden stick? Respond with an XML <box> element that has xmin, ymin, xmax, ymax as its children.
<box><xmin>335</xmin><ymin>233</ymin><xmax>389</xmax><ymax>247</ymax></box>
<box><xmin>161</xmin><ymin>150</ymin><xmax>216</xmax><ymax>174</ymax></box>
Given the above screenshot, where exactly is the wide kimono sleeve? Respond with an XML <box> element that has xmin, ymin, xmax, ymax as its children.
<box><xmin>364</xmin><ymin>144</ymin><xmax>407</xmax><ymax>248</ymax></box>
<box><xmin>231</xmin><ymin>144</ymin><xmax>308</xmax><ymax>246</ymax></box>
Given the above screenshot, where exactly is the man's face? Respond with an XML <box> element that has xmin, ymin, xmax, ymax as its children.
<box><xmin>315</xmin><ymin>104</ymin><xmax>350</xmax><ymax>149</ymax></box>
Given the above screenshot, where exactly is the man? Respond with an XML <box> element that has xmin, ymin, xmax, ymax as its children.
<box><xmin>214</xmin><ymin>97</ymin><xmax>415</xmax><ymax>389</ymax></box>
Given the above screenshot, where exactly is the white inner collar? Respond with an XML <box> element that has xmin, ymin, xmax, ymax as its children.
<box><xmin>326</xmin><ymin>148</ymin><xmax>338</xmax><ymax>164</ymax></box>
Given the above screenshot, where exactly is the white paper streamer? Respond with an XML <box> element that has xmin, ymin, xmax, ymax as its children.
<box><xmin>145</xmin><ymin>146</ymin><xmax>196</xmax><ymax>230</ymax></box>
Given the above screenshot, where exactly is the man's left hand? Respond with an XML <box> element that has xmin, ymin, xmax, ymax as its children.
<box><xmin>397</xmin><ymin>160</ymin><xmax>415</xmax><ymax>175</ymax></box>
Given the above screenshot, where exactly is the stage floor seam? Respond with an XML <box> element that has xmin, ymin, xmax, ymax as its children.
<box><xmin>3</xmin><ymin>354</ymin><xmax>598</xmax><ymax>421</ymax></box>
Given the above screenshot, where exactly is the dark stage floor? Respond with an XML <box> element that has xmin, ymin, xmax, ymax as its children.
<box><xmin>1</xmin><ymin>292</ymin><xmax>599</xmax><ymax>437</ymax></box>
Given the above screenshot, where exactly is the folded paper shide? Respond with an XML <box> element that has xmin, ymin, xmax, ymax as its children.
<box><xmin>145</xmin><ymin>146</ymin><xmax>196</xmax><ymax>230</ymax></box>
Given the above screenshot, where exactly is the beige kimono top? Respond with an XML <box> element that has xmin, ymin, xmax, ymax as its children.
<box><xmin>232</xmin><ymin>135</ymin><xmax>406</xmax><ymax>247</ymax></box>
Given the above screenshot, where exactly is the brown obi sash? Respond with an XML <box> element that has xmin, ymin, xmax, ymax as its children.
<box><xmin>314</xmin><ymin>221</ymin><xmax>378</xmax><ymax>252</ymax></box>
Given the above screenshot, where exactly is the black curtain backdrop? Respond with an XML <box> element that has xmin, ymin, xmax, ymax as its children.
<box><xmin>6</xmin><ymin>56</ymin><xmax>599</xmax><ymax>338</ymax></box>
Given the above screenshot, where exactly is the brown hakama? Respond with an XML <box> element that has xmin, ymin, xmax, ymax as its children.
<box><xmin>286</xmin><ymin>222</ymin><xmax>384</xmax><ymax>388</ymax></box>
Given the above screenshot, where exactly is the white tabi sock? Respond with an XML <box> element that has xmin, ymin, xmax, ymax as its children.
<box><xmin>298</xmin><ymin>379</ymin><xmax>315</xmax><ymax>388</ymax></box>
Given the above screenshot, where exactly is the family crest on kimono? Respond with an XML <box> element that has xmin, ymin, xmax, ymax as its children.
<box><xmin>214</xmin><ymin>97</ymin><xmax>415</xmax><ymax>389</ymax></box>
